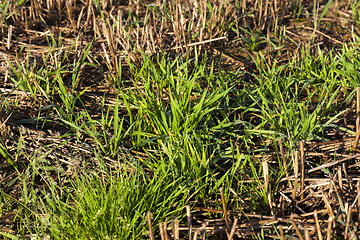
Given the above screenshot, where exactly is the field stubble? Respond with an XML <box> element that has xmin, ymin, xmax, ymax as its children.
<box><xmin>1</xmin><ymin>0</ymin><xmax>360</xmax><ymax>239</ymax></box>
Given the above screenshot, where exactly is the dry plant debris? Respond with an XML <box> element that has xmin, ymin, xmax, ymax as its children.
<box><xmin>0</xmin><ymin>0</ymin><xmax>360</xmax><ymax>239</ymax></box>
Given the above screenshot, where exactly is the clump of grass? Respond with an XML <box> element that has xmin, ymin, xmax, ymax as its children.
<box><xmin>36</xmin><ymin>161</ymin><xmax>190</xmax><ymax>239</ymax></box>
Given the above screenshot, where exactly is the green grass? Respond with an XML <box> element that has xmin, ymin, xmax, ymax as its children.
<box><xmin>0</xmin><ymin>0</ymin><xmax>360</xmax><ymax>239</ymax></box>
